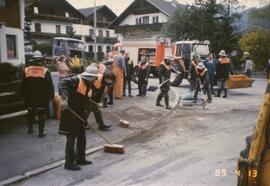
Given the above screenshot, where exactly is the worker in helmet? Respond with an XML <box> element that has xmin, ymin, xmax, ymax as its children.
<box><xmin>59</xmin><ymin>64</ymin><xmax>99</xmax><ymax>171</ymax></box>
<box><xmin>193</xmin><ymin>62</ymin><xmax>212</xmax><ymax>103</ymax></box>
<box><xmin>22</xmin><ymin>50</ymin><xmax>55</xmax><ymax>137</ymax></box>
<box><xmin>156</xmin><ymin>55</ymin><xmax>173</xmax><ymax>110</ymax></box>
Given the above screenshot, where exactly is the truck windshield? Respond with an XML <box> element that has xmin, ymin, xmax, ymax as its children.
<box><xmin>193</xmin><ymin>44</ymin><xmax>209</xmax><ymax>58</ymax></box>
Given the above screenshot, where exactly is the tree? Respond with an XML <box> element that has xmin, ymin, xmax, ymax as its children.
<box><xmin>249</xmin><ymin>4</ymin><xmax>270</xmax><ymax>30</ymax></box>
<box><xmin>66</xmin><ymin>26</ymin><xmax>76</xmax><ymax>38</ymax></box>
<box><xmin>239</xmin><ymin>30</ymin><xmax>270</xmax><ymax>70</ymax></box>
<box><xmin>165</xmin><ymin>0</ymin><xmax>240</xmax><ymax>54</ymax></box>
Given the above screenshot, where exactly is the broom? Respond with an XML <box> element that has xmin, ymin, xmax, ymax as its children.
<box><xmin>67</xmin><ymin>107</ymin><xmax>125</xmax><ymax>154</ymax></box>
<box><xmin>88</xmin><ymin>98</ymin><xmax>130</xmax><ymax>128</ymax></box>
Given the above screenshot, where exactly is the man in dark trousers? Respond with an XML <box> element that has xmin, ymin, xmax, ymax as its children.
<box><xmin>156</xmin><ymin>56</ymin><xmax>172</xmax><ymax>110</ymax></box>
<box><xmin>215</xmin><ymin>50</ymin><xmax>231</xmax><ymax>98</ymax></box>
<box><xmin>59</xmin><ymin>64</ymin><xmax>99</xmax><ymax>171</ymax></box>
<box><xmin>22</xmin><ymin>50</ymin><xmax>55</xmax><ymax>138</ymax></box>
<box><xmin>123</xmin><ymin>52</ymin><xmax>134</xmax><ymax>97</ymax></box>
<box><xmin>193</xmin><ymin>62</ymin><xmax>212</xmax><ymax>103</ymax></box>
<box><xmin>137</xmin><ymin>56</ymin><xmax>150</xmax><ymax>97</ymax></box>
<box><xmin>89</xmin><ymin>63</ymin><xmax>112</xmax><ymax>130</ymax></box>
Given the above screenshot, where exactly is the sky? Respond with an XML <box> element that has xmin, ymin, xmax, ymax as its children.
<box><xmin>67</xmin><ymin>0</ymin><xmax>264</xmax><ymax>15</ymax></box>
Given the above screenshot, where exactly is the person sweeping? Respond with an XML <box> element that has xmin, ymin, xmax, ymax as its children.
<box><xmin>156</xmin><ymin>56</ymin><xmax>173</xmax><ymax>110</ymax></box>
<box><xmin>59</xmin><ymin>64</ymin><xmax>99</xmax><ymax>171</ymax></box>
<box><xmin>193</xmin><ymin>62</ymin><xmax>212</xmax><ymax>103</ymax></box>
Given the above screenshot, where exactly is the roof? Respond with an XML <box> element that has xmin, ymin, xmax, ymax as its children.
<box><xmin>78</xmin><ymin>5</ymin><xmax>117</xmax><ymax>18</ymax></box>
<box><xmin>110</xmin><ymin>0</ymin><xmax>184</xmax><ymax>28</ymax></box>
<box><xmin>147</xmin><ymin>0</ymin><xmax>181</xmax><ymax>17</ymax></box>
<box><xmin>79</xmin><ymin>5</ymin><xmax>104</xmax><ymax>17</ymax></box>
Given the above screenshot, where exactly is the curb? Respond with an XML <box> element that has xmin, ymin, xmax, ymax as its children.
<box><xmin>0</xmin><ymin>89</ymin><xmax>180</xmax><ymax>186</ymax></box>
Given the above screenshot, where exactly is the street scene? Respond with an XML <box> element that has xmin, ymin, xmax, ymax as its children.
<box><xmin>0</xmin><ymin>0</ymin><xmax>270</xmax><ymax>186</ymax></box>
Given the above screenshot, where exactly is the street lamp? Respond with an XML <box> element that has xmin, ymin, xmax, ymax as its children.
<box><xmin>93</xmin><ymin>0</ymin><xmax>97</xmax><ymax>59</ymax></box>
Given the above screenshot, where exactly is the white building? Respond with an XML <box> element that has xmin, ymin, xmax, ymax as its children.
<box><xmin>0</xmin><ymin>0</ymin><xmax>25</xmax><ymax>65</ymax></box>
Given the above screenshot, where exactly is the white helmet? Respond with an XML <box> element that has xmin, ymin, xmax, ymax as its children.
<box><xmin>197</xmin><ymin>62</ymin><xmax>205</xmax><ymax>70</ymax></box>
<box><xmin>32</xmin><ymin>50</ymin><xmax>43</xmax><ymax>58</ymax></box>
<box><xmin>219</xmin><ymin>50</ymin><xmax>227</xmax><ymax>57</ymax></box>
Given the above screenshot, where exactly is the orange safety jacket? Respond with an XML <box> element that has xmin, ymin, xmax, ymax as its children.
<box><xmin>25</xmin><ymin>66</ymin><xmax>48</xmax><ymax>78</ymax></box>
<box><xmin>219</xmin><ymin>58</ymin><xmax>230</xmax><ymax>64</ymax></box>
<box><xmin>76</xmin><ymin>76</ymin><xmax>92</xmax><ymax>97</ymax></box>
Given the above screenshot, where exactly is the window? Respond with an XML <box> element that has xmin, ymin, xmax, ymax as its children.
<box><xmin>65</xmin><ymin>12</ymin><xmax>69</xmax><ymax>17</ymax></box>
<box><xmin>152</xmin><ymin>16</ymin><xmax>159</xmax><ymax>23</ymax></box>
<box><xmin>106</xmin><ymin>31</ymin><xmax>110</xmax><ymax>37</ymax></box>
<box><xmin>89</xmin><ymin>29</ymin><xmax>94</xmax><ymax>36</ymax></box>
<box><xmin>98</xmin><ymin>30</ymin><xmax>103</xmax><ymax>37</ymax></box>
<box><xmin>89</xmin><ymin>45</ymin><xmax>93</xmax><ymax>52</ymax></box>
<box><xmin>0</xmin><ymin>0</ymin><xmax>6</xmax><ymax>8</ymax></box>
<box><xmin>6</xmin><ymin>35</ymin><xmax>17</xmax><ymax>58</ymax></box>
<box><xmin>98</xmin><ymin>45</ymin><xmax>103</xmax><ymax>52</ymax></box>
<box><xmin>66</xmin><ymin>26</ymin><xmax>72</xmax><ymax>34</ymax></box>
<box><xmin>35</xmin><ymin>23</ymin><xmax>41</xmax><ymax>32</ymax></box>
<box><xmin>34</xmin><ymin>7</ymin><xmax>39</xmax><ymax>14</ymax></box>
<box><xmin>56</xmin><ymin>25</ymin><xmax>61</xmax><ymax>34</ymax></box>
<box><xmin>106</xmin><ymin>46</ymin><xmax>111</xmax><ymax>53</ymax></box>
<box><xmin>136</xmin><ymin>17</ymin><xmax>142</xmax><ymax>25</ymax></box>
<box><xmin>143</xmin><ymin>16</ymin><xmax>149</xmax><ymax>24</ymax></box>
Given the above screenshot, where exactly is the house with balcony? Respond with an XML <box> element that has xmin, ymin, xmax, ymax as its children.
<box><xmin>110</xmin><ymin>0</ymin><xmax>183</xmax><ymax>41</ymax></box>
<box><xmin>26</xmin><ymin>1</ymin><xmax>118</xmax><ymax>59</ymax></box>
<box><xmin>25</xmin><ymin>0</ymin><xmax>85</xmax><ymax>44</ymax></box>
<box><xmin>0</xmin><ymin>0</ymin><xmax>25</xmax><ymax>65</ymax></box>
<box><xmin>78</xmin><ymin>5</ymin><xmax>118</xmax><ymax>58</ymax></box>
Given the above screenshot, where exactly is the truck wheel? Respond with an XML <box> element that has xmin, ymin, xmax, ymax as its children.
<box><xmin>170</xmin><ymin>74</ymin><xmax>183</xmax><ymax>87</ymax></box>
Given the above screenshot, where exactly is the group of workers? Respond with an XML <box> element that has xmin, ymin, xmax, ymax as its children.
<box><xmin>21</xmin><ymin>46</ymin><xmax>259</xmax><ymax>171</ymax></box>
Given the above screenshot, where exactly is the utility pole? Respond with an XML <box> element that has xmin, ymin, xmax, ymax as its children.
<box><xmin>94</xmin><ymin>0</ymin><xmax>97</xmax><ymax>59</ymax></box>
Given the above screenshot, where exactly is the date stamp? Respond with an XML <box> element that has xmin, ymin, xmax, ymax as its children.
<box><xmin>214</xmin><ymin>169</ymin><xmax>257</xmax><ymax>178</ymax></box>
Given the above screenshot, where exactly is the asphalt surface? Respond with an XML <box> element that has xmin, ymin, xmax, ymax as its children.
<box><xmin>2</xmin><ymin>78</ymin><xmax>267</xmax><ymax>186</ymax></box>
<box><xmin>0</xmin><ymin>78</ymin><xmax>176</xmax><ymax>183</ymax></box>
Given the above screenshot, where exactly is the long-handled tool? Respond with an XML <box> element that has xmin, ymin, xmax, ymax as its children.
<box><xmin>147</xmin><ymin>79</ymin><xmax>170</xmax><ymax>92</ymax></box>
<box><xmin>67</xmin><ymin>107</ymin><xmax>125</xmax><ymax>154</ymax></box>
<box><xmin>88</xmin><ymin>98</ymin><xmax>130</xmax><ymax>128</ymax></box>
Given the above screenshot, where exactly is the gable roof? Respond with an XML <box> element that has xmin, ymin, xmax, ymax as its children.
<box><xmin>109</xmin><ymin>0</ymin><xmax>184</xmax><ymax>28</ymax></box>
<box><xmin>79</xmin><ymin>5</ymin><xmax>117</xmax><ymax>18</ymax></box>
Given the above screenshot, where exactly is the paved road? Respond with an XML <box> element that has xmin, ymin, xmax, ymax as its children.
<box><xmin>8</xmin><ymin>78</ymin><xmax>268</xmax><ymax>186</ymax></box>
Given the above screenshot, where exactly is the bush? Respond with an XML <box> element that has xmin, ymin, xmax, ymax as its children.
<box><xmin>33</xmin><ymin>43</ymin><xmax>53</xmax><ymax>56</ymax></box>
<box><xmin>239</xmin><ymin>30</ymin><xmax>270</xmax><ymax>70</ymax></box>
<box><xmin>0</xmin><ymin>63</ymin><xmax>25</xmax><ymax>83</ymax></box>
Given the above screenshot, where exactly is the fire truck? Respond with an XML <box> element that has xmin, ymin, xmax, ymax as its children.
<box><xmin>120</xmin><ymin>38</ymin><xmax>174</xmax><ymax>77</ymax></box>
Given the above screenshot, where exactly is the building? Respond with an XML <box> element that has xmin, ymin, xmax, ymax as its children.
<box><xmin>0</xmin><ymin>0</ymin><xmax>25</xmax><ymax>65</ymax></box>
<box><xmin>25</xmin><ymin>0</ymin><xmax>85</xmax><ymax>44</ymax></box>
<box><xmin>110</xmin><ymin>0</ymin><xmax>182</xmax><ymax>40</ymax></box>
<box><xmin>78</xmin><ymin>5</ymin><xmax>118</xmax><ymax>57</ymax></box>
<box><xmin>26</xmin><ymin>1</ymin><xmax>118</xmax><ymax>59</ymax></box>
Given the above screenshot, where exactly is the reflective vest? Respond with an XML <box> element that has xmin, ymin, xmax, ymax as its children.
<box><xmin>25</xmin><ymin>66</ymin><xmax>47</xmax><ymax>78</ymax></box>
<box><xmin>219</xmin><ymin>58</ymin><xmax>230</xmax><ymax>64</ymax></box>
<box><xmin>76</xmin><ymin>76</ymin><xmax>92</xmax><ymax>97</ymax></box>
<box><xmin>195</xmin><ymin>67</ymin><xmax>208</xmax><ymax>77</ymax></box>
<box><xmin>94</xmin><ymin>73</ymin><xmax>103</xmax><ymax>89</ymax></box>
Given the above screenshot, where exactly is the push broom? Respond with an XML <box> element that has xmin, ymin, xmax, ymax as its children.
<box><xmin>67</xmin><ymin>107</ymin><xmax>125</xmax><ymax>154</ymax></box>
<box><xmin>88</xmin><ymin>98</ymin><xmax>130</xmax><ymax>128</ymax></box>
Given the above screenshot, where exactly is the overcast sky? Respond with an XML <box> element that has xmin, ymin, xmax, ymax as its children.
<box><xmin>67</xmin><ymin>0</ymin><xmax>263</xmax><ymax>15</ymax></box>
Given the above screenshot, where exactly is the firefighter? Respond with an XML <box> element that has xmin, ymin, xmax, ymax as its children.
<box><xmin>22</xmin><ymin>51</ymin><xmax>55</xmax><ymax>138</ymax></box>
<box><xmin>189</xmin><ymin>55</ymin><xmax>200</xmax><ymax>91</ymax></box>
<box><xmin>137</xmin><ymin>56</ymin><xmax>150</xmax><ymax>97</ymax></box>
<box><xmin>123</xmin><ymin>52</ymin><xmax>134</xmax><ymax>97</ymax></box>
<box><xmin>215</xmin><ymin>50</ymin><xmax>231</xmax><ymax>98</ymax></box>
<box><xmin>193</xmin><ymin>62</ymin><xmax>212</xmax><ymax>103</ymax></box>
<box><xmin>156</xmin><ymin>56</ymin><xmax>172</xmax><ymax>110</ymax></box>
<box><xmin>89</xmin><ymin>63</ymin><xmax>112</xmax><ymax>130</ymax></box>
<box><xmin>59</xmin><ymin>64</ymin><xmax>99</xmax><ymax>171</ymax></box>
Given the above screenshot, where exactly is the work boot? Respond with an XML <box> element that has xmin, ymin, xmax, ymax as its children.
<box><xmin>64</xmin><ymin>164</ymin><xmax>81</xmax><ymax>171</ymax></box>
<box><xmin>99</xmin><ymin>124</ymin><xmax>112</xmax><ymax>130</ymax></box>
<box><xmin>215</xmin><ymin>89</ymin><xmax>221</xmax><ymax>97</ymax></box>
<box><xmin>223</xmin><ymin>88</ymin><xmax>228</xmax><ymax>98</ymax></box>
<box><xmin>107</xmin><ymin>101</ymin><xmax>113</xmax><ymax>105</ymax></box>
<box><xmin>76</xmin><ymin>159</ymin><xmax>93</xmax><ymax>166</ymax></box>
<box><xmin>38</xmin><ymin>119</ymin><xmax>46</xmax><ymax>138</ymax></box>
<box><xmin>156</xmin><ymin>93</ymin><xmax>163</xmax><ymax>107</ymax></box>
<box><xmin>165</xmin><ymin>97</ymin><xmax>172</xmax><ymax>110</ymax></box>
